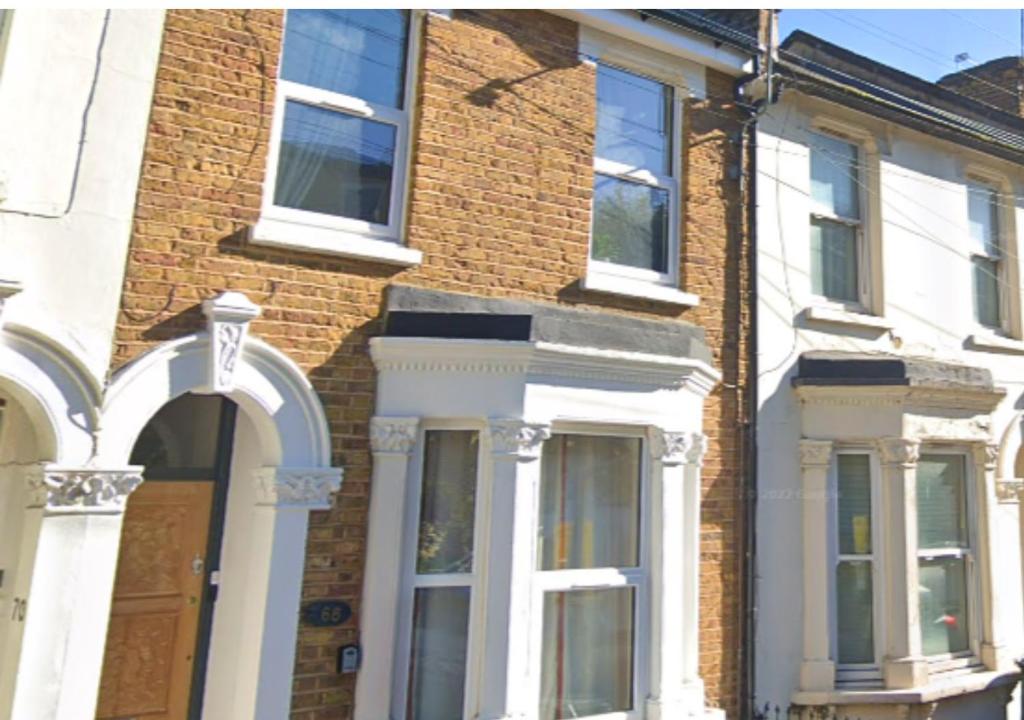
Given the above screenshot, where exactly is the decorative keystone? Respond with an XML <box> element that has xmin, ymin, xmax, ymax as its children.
<box><xmin>0</xmin><ymin>279</ymin><xmax>23</xmax><ymax>329</ymax></box>
<box><xmin>202</xmin><ymin>291</ymin><xmax>261</xmax><ymax>392</ymax></box>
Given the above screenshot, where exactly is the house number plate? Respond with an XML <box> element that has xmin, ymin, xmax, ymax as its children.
<box><xmin>303</xmin><ymin>600</ymin><xmax>351</xmax><ymax>627</ymax></box>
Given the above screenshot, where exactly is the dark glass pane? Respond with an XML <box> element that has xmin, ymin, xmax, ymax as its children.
<box><xmin>917</xmin><ymin>455</ymin><xmax>968</xmax><ymax>550</ymax></box>
<box><xmin>919</xmin><ymin>557</ymin><xmax>970</xmax><ymax>655</ymax></box>
<box><xmin>274</xmin><ymin>101</ymin><xmax>396</xmax><ymax>224</ymax></box>
<box><xmin>810</xmin><ymin>218</ymin><xmax>858</xmax><ymax>303</ymax></box>
<box><xmin>837</xmin><ymin>560</ymin><xmax>874</xmax><ymax>664</ymax></box>
<box><xmin>407</xmin><ymin>587</ymin><xmax>470</xmax><ymax>720</ymax></box>
<box><xmin>595</xmin><ymin>63</ymin><xmax>672</xmax><ymax>174</ymax></box>
<box><xmin>591</xmin><ymin>174</ymin><xmax>669</xmax><ymax>272</ymax></box>
<box><xmin>538</xmin><ymin>435</ymin><xmax>641</xmax><ymax>570</ymax></box>
<box><xmin>837</xmin><ymin>454</ymin><xmax>871</xmax><ymax>555</ymax></box>
<box><xmin>973</xmin><ymin>256</ymin><xmax>1000</xmax><ymax>329</ymax></box>
<box><xmin>282</xmin><ymin>10</ymin><xmax>409</xmax><ymax>109</ymax></box>
<box><xmin>129</xmin><ymin>394</ymin><xmax>225</xmax><ymax>471</ymax></box>
<box><xmin>417</xmin><ymin>431</ymin><xmax>478</xmax><ymax>575</ymax></box>
<box><xmin>540</xmin><ymin>588</ymin><xmax>635</xmax><ymax>720</ymax></box>
<box><xmin>968</xmin><ymin>185</ymin><xmax>1000</xmax><ymax>257</ymax></box>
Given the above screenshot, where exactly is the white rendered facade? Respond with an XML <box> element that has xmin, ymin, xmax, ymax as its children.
<box><xmin>755</xmin><ymin>86</ymin><xmax>1024</xmax><ymax>718</ymax></box>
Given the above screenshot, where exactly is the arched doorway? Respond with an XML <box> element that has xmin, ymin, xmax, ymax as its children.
<box><xmin>96</xmin><ymin>393</ymin><xmax>237</xmax><ymax>719</ymax></box>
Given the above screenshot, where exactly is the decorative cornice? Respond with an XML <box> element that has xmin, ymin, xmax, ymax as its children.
<box><xmin>799</xmin><ymin>439</ymin><xmax>833</xmax><ymax>468</ymax></box>
<box><xmin>878</xmin><ymin>437</ymin><xmax>921</xmax><ymax>467</ymax></box>
<box><xmin>27</xmin><ymin>466</ymin><xmax>144</xmax><ymax>513</ymax></box>
<box><xmin>489</xmin><ymin>419</ymin><xmax>551</xmax><ymax>461</ymax></box>
<box><xmin>202</xmin><ymin>291</ymin><xmax>261</xmax><ymax>393</ymax></box>
<box><xmin>370</xmin><ymin>417</ymin><xmax>419</xmax><ymax>455</ymax></box>
<box><xmin>995</xmin><ymin>480</ymin><xmax>1024</xmax><ymax>504</ymax></box>
<box><xmin>368</xmin><ymin>337</ymin><xmax>721</xmax><ymax>396</ymax></box>
<box><xmin>971</xmin><ymin>442</ymin><xmax>999</xmax><ymax>471</ymax></box>
<box><xmin>254</xmin><ymin>467</ymin><xmax>343</xmax><ymax>509</ymax></box>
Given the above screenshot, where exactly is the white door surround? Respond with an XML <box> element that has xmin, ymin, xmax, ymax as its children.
<box><xmin>1</xmin><ymin>291</ymin><xmax>343</xmax><ymax>720</ymax></box>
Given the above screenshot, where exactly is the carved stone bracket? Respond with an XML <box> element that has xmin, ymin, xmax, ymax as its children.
<box><xmin>202</xmin><ymin>291</ymin><xmax>261</xmax><ymax>393</ymax></box>
<box><xmin>255</xmin><ymin>467</ymin><xmax>343</xmax><ymax>509</ymax></box>
<box><xmin>489</xmin><ymin>419</ymin><xmax>552</xmax><ymax>461</ymax></box>
<box><xmin>0</xmin><ymin>278</ymin><xmax>22</xmax><ymax>329</ymax></box>
<box><xmin>878</xmin><ymin>437</ymin><xmax>921</xmax><ymax>468</ymax></box>
<box><xmin>370</xmin><ymin>417</ymin><xmax>419</xmax><ymax>455</ymax></box>
<box><xmin>686</xmin><ymin>432</ymin><xmax>709</xmax><ymax>467</ymax></box>
<box><xmin>971</xmin><ymin>442</ymin><xmax>1000</xmax><ymax>471</ymax></box>
<box><xmin>799</xmin><ymin>439</ymin><xmax>833</xmax><ymax>468</ymax></box>
<box><xmin>27</xmin><ymin>466</ymin><xmax>144</xmax><ymax>513</ymax></box>
<box><xmin>996</xmin><ymin>479</ymin><xmax>1024</xmax><ymax>504</ymax></box>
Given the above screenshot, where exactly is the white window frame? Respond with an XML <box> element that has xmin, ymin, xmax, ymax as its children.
<box><xmin>963</xmin><ymin>163</ymin><xmax>1023</xmax><ymax>341</ymax></box>
<box><xmin>526</xmin><ymin>424</ymin><xmax>651</xmax><ymax>720</ymax></box>
<box><xmin>915</xmin><ymin>448</ymin><xmax>982</xmax><ymax>674</ymax></box>
<box><xmin>803</xmin><ymin>116</ymin><xmax>885</xmax><ymax>320</ymax></box>
<box><xmin>394</xmin><ymin>420</ymin><xmax>489</xmax><ymax>720</ymax></box>
<box><xmin>829</xmin><ymin>447</ymin><xmax>886</xmax><ymax>687</ymax></box>
<box><xmin>579</xmin><ymin>27</ymin><xmax>700</xmax><ymax>307</ymax></box>
<box><xmin>253</xmin><ymin>10</ymin><xmax>424</xmax><ymax>265</ymax></box>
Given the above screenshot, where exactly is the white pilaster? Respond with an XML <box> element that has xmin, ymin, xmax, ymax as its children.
<box><xmin>972</xmin><ymin>442</ymin><xmax>1010</xmax><ymax>671</ymax></box>
<box><xmin>878</xmin><ymin>437</ymin><xmax>928</xmax><ymax>689</ymax></box>
<box><xmin>646</xmin><ymin>428</ymin><xmax>709</xmax><ymax>719</ymax></box>
<box><xmin>798</xmin><ymin>438</ymin><xmax>835</xmax><ymax>691</ymax></box>
<box><xmin>9</xmin><ymin>465</ymin><xmax>143</xmax><ymax>720</ymax></box>
<box><xmin>355</xmin><ymin>417</ymin><xmax>419</xmax><ymax>720</ymax></box>
<box><xmin>476</xmin><ymin>419</ymin><xmax>550</xmax><ymax>720</ymax></box>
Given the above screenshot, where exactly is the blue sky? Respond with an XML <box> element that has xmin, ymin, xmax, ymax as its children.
<box><xmin>779</xmin><ymin>10</ymin><xmax>1022</xmax><ymax>82</ymax></box>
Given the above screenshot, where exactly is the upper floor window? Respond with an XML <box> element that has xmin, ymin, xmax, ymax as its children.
<box><xmin>254</xmin><ymin>10</ymin><xmax>422</xmax><ymax>265</ymax></box>
<box><xmin>967</xmin><ymin>182</ymin><xmax>1003</xmax><ymax>330</ymax></box>
<box><xmin>809</xmin><ymin>131</ymin><xmax>863</xmax><ymax>306</ymax></box>
<box><xmin>591</xmin><ymin>63</ymin><xmax>678</xmax><ymax>283</ymax></box>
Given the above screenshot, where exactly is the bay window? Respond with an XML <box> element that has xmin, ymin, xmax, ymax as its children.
<box><xmin>535</xmin><ymin>434</ymin><xmax>646</xmax><ymax>719</ymax></box>
<box><xmin>916</xmin><ymin>454</ymin><xmax>975</xmax><ymax>661</ymax></box>
<box><xmin>254</xmin><ymin>10</ymin><xmax>422</xmax><ymax>264</ymax></box>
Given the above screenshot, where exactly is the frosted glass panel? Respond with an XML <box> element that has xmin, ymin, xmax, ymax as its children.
<box><xmin>417</xmin><ymin>431</ymin><xmax>479</xmax><ymax>574</ymax></box>
<box><xmin>837</xmin><ymin>454</ymin><xmax>871</xmax><ymax>555</ymax></box>
<box><xmin>407</xmin><ymin>587</ymin><xmax>470</xmax><ymax>720</ymax></box>
<box><xmin>917</xmin><ymin>455</ymin><xmax>968</xmax><ymax>550</ymax></box>
<box><xmin>538</xmin><ymin>435</ymin><xmax>641</xmax><ymax>570</ymax></box>
<box><xmin>919</xmin><ymin>557</ymin><xmax>969</xmax><ymax>655</ymax></box>
<box><xmin>540</xmin><ymin>588</ymin><xmax>635</xmax><ymax>720</ymax></box>
<box><xmin>837</xmin><ymin>560</ymin><xmax>874</xmax><ymax>664</ymax></box>
<box><xmin>810</xmin><ymin>132</ymin><xmax>860</xmax><ymax>219</ymax></box>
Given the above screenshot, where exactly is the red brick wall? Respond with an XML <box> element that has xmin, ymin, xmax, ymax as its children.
<box><xmin>113</xmin><ymin>9</ymin><xmax>749</xmax><ymax>718</ymax></box>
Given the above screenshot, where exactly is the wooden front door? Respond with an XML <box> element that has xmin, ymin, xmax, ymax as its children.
<box><xmin>96</xmin><ymin>480</ymin><xmax>215</xmax><ymax>719</ymax></box>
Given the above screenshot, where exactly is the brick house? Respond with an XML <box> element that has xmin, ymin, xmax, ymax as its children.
<box><xmin>0</xmin><ymin>9</ymin><xmax>762</xmax><ymax>720</ymax></box>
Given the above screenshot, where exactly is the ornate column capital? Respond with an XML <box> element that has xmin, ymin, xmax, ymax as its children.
<box><xmin>971</xmin><ymin>442</ymin><xmax>999</xmax><ymax>471</ymax></box>
<box><xmin>648</xmin><ymin>428</ymin><xmax>691</xmax><ymax>467</ymax></box>
<box><xmin>878</xmin><ymin>437</ymin><xmax>920</xmax><ymax>468</ymax></box>
<box><xmin>799</xmin><ymin>439</ymin><xmax>833</xmax><ymax>468</ymax></box>
<box><xmin>370</xmin><ymin>417</ymin><xmax>419</xmax><ymax>455</ymax></box>
<box><xmin>27</xmin><ymin>466</ymin><xmax>144</xmax><ymax>513</ymax></box>
<box><xmin>202</xmin><ymin>290</ymin><xmax>261</xmax><ymax>393</ymax></box>
<box><xmin>254</xmin><ymin>467</ymin><xmax>343</xmax><ymax>509</ymax></box>
<box><xmin>995</xmin><ymin>479</ymin><xmax>1024</xmax><ymax>504</ymax></box>
<box><xmin>488</xmin><ymin>419</ymin><xmax>551</xmax><ymax>461</ymax></box>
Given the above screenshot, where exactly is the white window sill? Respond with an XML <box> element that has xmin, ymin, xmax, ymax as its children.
<box><xmin>250</xmin><ymin>217</ymin><xmax>423</xmax><ymax>267</ymax></box>
<box><xmin>581</xmin><ymin>273</ymin><xmax>699</xmax><ymax>307</ymax></box>
<box><xmin>791</xmin><ymin>667</ymin><xmax>1018</xmax><ymax>706</ymax></box>
<box><xmin>804</xmin><ymin>305</ymin><xmax>892</xmax><ymax>331</ymax></box>
<box><xmin>967</xmin><ymin>332</ymin><xmax>1024</xmax><ymax>354</ymax></box>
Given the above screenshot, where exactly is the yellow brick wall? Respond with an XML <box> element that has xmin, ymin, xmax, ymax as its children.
<box><xmin>113</xmin><ymin>9</ymin><xmax>750</xmax><ymax>718</ymax></box>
